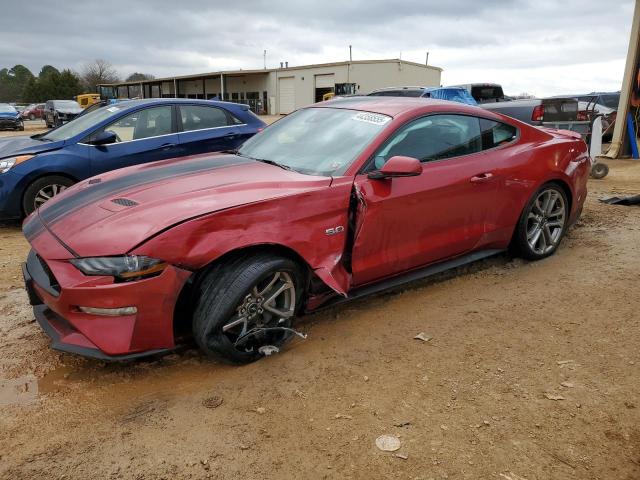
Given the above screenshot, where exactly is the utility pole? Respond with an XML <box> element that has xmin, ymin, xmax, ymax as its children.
<box><xmin>263</xmin><ymin>50</ymin><xmax>267</xmax><ymax>69</ymax></box>
<box><xmin>426</xmin><ymin>51</ymin><xmax>429</xmax><ymax>66</ymax></box>
<box><xmin>349</xmin><ymin>45</ymin><xmax>352</xmax><ymax>62</ymax></box>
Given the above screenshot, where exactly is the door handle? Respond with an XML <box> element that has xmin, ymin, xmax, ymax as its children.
<box><xmin>223</xmin><ymin>132</ymin><xmax>237</xmax><ymax>138</ymax></box>
<box><xmin>470</xmin><ymin>172</ymin><xmax>494</xmax><ymax>183</ymax></box>
<box><xmin>157</xmin><ymin>143</ymin><xmax>176</xmax><ymax>149</ymax></box>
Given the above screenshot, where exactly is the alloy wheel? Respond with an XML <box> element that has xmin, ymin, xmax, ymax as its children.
<box><xmin>33</xmin><ymin>183</ymin><xmax>68</xmax><ymax>209</ymax></box>
<box><xmin>526</xmin><ymin>188</ymin><xmax>566</xmax><ymax>255</ymax></box>
<box><xmin>221</xmin><ymin>271</ymin><xmax>296</xmax><ymax>352</ymax></box>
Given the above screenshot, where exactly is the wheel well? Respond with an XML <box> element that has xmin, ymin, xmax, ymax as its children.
<box><xmin>172</xmin><ymin>244</ymin><xmax>313</xmax><ymax>338</ymax></box>
<box><xmin>21</xmin><ymin>173</ymin><xmax>79</xmax><ymax>215</ymax></box>
<box><xmin>545</xmin><ymin>179</ymin><xmax>573</xmax><ymax>212</ymax></box>
<box><xmin>508</xmin><ymin>178</ymin><xmax>574</xmax><ymax>249</ymax></box>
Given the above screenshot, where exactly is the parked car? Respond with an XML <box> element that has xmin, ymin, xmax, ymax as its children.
<box><xmin>450</xmin><ymin>83</ymin><xmax>508</xmax><ymax>103</ymax></box>
<box><xmin>0</xmin><ymin>99</ymin><xmax>265</xmax><ymax>219</ymax></box>
<box><xmin>0</xmin><ymin>103</ymin><xmax>24</xmax><ymax>131</ymax></box>
<box><xmin>368</xmin><ymin>86</ymin><xmax>477</xmax><ymax>105</ymax></box>
<box><xmin>44</xmin><ymin>100</ymin><xmax>83</xmax><ymax>128</ymax></box>
<box><xmin>22</xmin><ymin>97</ymin><xmax>590</xmax><ymax>363</ymax></box>
<box><xmin>21</xmin><ymin>104</ymin><xmax>45</xmax><ymax>120</ymax></box>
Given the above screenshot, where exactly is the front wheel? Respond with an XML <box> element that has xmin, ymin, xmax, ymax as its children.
<box><xmin>22</xmin><ymin>176</ymin><xmax>75</xmax><ymax>216</ymax></box>
<box><xmin>192</xmin><ymin>254</ymin><xmax>305</xmax><ymax>364</ymax></box>
<box><xmin>28</xmin><ymin>113</ymin><xmax>35</xmax><ymax>121</ymax></box>
<box><xmin>513</xmin><ymin>184</ymin><xmax>569</xmax><ymax>260</ymax></box>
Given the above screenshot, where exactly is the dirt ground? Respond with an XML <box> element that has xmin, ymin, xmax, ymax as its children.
<box><xmin>0</xmin><ymin>137</ymin><xmax>639</xmax><ymax>478</ymax></box>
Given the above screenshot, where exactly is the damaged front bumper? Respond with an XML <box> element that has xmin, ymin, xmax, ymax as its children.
<box><xmin>22</xmin><ymin>249</ymin><xmax>191</xmax><ymax>361</ymax></box>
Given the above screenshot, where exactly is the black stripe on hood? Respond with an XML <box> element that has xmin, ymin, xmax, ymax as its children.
<box><xmin>22</xmin><ymin>214</ymin><xmax>44</xmax><ymax>241</ymax></box>
<box><xmin>40</xmin><ymin>155</ymin><xmax>252</xmax><ymax>226</ymax></box>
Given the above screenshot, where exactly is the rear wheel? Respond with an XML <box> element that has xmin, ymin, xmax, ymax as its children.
<box><xmin>28</xmin><ymin>113</ymin><xmax>35</xmax><ymax>121</ymax></box>
<box><xmin>513</xmin><ymin>184</ymin><xmax>569</xmax><ymax>260</ymax></box>
<box><xmin>192</xmin><ymin>254</ymin><xmax>305</xmax><ymax>364</ymax></box>
<box><xmin>22</xmin><ymin>176</ymin><xmax>74</xmax><ymax>215</ymax></box>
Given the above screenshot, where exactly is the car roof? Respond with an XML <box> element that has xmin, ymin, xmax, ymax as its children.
<box><xmin>111</xmin><ymin>98</ymin><xmax>247</xmax><ymax>109</ymax></box>
<box><xmin>315</xmin><ymin>96</ymin><xmax>480</xmax><ymax>117</ymax></box>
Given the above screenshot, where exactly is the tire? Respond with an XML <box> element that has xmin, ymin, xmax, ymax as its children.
<box><xmin>513</xmin><ymin>183</ymin><xmax>569</xmax><ymax>261</ymax></box>
<box><xmin>22</xmin><ymin>175</ymin><xmax>75</xmax><ymax>216</ymax></box>
<box><xmin>17</xmin><ymin>122</ymin><xmax>24</xmax><ymax>131</ymax></box>
<box><xmin>29</xmin><ymin>114</ymin><xmax>35</xmax><ymax>121</ymax></box>
<box><xmin>590</xmin><ymin>162</ymin><xmax>609</xmax><ymax>179</ymax></box>
<box><xmin>192</xmin><ymin>254</ymin><xmax>305</xmax><ymax>364</ymax></box>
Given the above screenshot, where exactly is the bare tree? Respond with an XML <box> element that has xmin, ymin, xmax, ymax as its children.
<box><xmin>126</xmin><ymin>72</ymin><xmax>155</xmax><ymax>82</ymax></box>
<box><xmin>81</xmin><ymin>59</ymin><xmax>120</xmax><ymax>92</ymax></box>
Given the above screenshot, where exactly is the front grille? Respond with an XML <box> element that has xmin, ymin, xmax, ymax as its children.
<box><xmin>36</xmin><ymin>254</ymin><xmax>60</xmax><ymax>294</ymax></box>
<box><xmin>111</xmin><ymin>198</ymin><xmax>138</xmax><ymax>207</ymax></box>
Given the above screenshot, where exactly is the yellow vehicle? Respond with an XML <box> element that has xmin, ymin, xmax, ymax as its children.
<box><xmin>322</xmin><ymin>92</ymin><xmax>335</xmax><ymax>101</ymax></box>
<box><xmin>75</xmin><ymin>93</ymin><xmax>101</xmax><ymax>109</ymax></box>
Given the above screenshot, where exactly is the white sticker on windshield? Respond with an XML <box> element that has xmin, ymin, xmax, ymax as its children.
<box><xmin>352</xmin><ymin>112</ymin><xmax>391</xmax><ymax>125</ymax></box>
<box><xmin>106</xmin><ymin>106</ymin><xmax>120</xmax><ymax>112</ymax></box>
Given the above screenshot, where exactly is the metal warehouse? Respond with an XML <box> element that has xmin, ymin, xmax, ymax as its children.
<box><xmin>99</xmin><ymin>59</ymin><xmax>442</xmax><ymax>115</ymax></box>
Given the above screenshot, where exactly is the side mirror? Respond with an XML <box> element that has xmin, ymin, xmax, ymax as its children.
<box><xmin>368</xmin><ymin>155</ymin><xmax>422</xmax><ymax>180</ymax></box>
<box><xmin>89</xmin><ymin>130</ymin><xmax>117</xmax><ymax>146</ymax></box>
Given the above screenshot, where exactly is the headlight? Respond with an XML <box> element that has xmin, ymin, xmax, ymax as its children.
<box><xmin>70</xmin><ymin>255</ymin><xmax>167</xmax><ymax>281</ymax></box>
<box><xmin>0</xmin><ymin>155</ymin><xmax>34</xmax><ymax>173</ymax></box>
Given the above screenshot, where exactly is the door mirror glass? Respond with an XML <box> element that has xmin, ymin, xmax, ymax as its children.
<box><xmin>368</xmin><ymin>155</ymin><xmax>422</xmax><ymax>179</ymax></box>
<box><xmin>89</xmin><ymin>130</ymin><xmax>117</xmax><ymax>146</ymax></box>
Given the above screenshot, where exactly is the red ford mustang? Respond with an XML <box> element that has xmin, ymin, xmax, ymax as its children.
<box><xmin>22</xmin><ymin>97</ymin><xmax>590</xmax><ymax>364</ymax></box>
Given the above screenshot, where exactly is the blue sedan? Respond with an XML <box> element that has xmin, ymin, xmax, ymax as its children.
<box><xmin>0</xmin><ymin>99</ymin><xmax>265</xmax><ymax>219</ymax></box>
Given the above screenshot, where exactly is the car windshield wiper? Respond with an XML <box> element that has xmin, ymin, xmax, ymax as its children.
<box><xmin>253</xmin><ymin>158</ymin><xmax>296</xmax><ymax>172</ymax></box>
<box><xmin>236</xmin><ymin>152</ymin><xmax>295</xmax><ymax>172</ymax></box>
<box><xmin>31</xmin><ymin>133</ymin><xmax>52</xmax><ymax>141</ymax></box>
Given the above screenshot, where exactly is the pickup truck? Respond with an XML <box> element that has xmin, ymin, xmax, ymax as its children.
<box><xmin>481</xmin><ymin>96</ymin><xmax>614</xmax><ymax>140</ymax></box>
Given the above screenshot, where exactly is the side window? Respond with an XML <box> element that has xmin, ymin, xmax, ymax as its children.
<box><xmin>102</xmin><ymin>106</ymin><xmax>173</xmax><ymax>143</ymax></box>
<box><xmin>480</xmin><ymin>119</ymin><xmax>517</xmax><ymax>150</ymax></box>
<box><xmin>179</xmin><ymin>105</ymin><xmax>229</xmax><ymax>132</ymax></box>
<box><xmin>371</xmin><ymin>114</ymin><xmax>482</xmax><ymax>169</ymax></box>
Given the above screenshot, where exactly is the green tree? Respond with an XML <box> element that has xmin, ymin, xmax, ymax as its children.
<box><xmin>39</xmin><ymin>65</ymin><xmax>60</xmax><ymax>79</ymax></box>
<box><xmin>0</xmin><ymin>64</ymin><xmax>35</xmax><ymax>102</ymax></box>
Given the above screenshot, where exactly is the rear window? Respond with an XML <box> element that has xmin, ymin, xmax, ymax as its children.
<box><xmin>480</xmin><ymin>119</ymin><xmax>517</xmax><ymax>149</ymax></box>
<box><xmin>471</xmin><ymin>86</ymin><xmax>504</xmax><ymax>102</ymax></box>
<box><xmin>599</xmin><ymin>94</ymin><xmax>619</xmax><ymax>109</ymax></box>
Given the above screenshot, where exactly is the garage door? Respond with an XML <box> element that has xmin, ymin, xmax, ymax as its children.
<box><xmin>315</xmin><ymin>74</ymin><xmax>334</xmax><ymax>89</ymax></box>
<box><xmin>278</xmin><ymin>77</ymin><xmax>295</xmax><ymax>114</ymax></box>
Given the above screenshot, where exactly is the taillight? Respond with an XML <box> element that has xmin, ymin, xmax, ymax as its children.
<box><xmin>531</xmin><ymin>105</ymin><xmax>544</xmax><ymax>122</ymax></box>
<box><xmin>257</xmin><ymin>127</ymin><xmax>264</xmax><ymax>132</ymax></box>
<box><xmin>576</xmin><ymin>111</ymin><xmax>588</xmax><ymax>121</ymax></box>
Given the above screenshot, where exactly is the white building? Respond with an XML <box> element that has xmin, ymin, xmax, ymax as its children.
<box><xmin>100</xmin><ymin>59</ymin><xmax>442</xmax><ymax>115</ymax></box>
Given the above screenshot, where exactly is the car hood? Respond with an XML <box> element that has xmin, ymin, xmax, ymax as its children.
<box><xmin>57</xmin><ymin>107</ymin><xmax>82</xmax><ymax>114</ymax></box>
<box><xmin>0</xmin><ymin>135</ymin><xmax>63</xmax><ymax>158</ymax></box>
<box><xmin>0</xmin><ymin>111</ymin><xmax>19</xmax><ymax>118</ymax></box>
<box><xmin>32</xmin><ymin>153</ymin><xmax>332</xmax><ymax>257</ymax></box>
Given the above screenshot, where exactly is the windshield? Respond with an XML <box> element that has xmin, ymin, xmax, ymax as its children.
<box><xmin>238</xmin><ymin>108</ymin><xmax>390</xmax><ymax>176</ymax></box>
<box><xmin>41</xmin><ymin>104</ymin><xmax>127</xmax><ymax>142</ymax></box>
<box><xmin>0</xmin><ymin>104</ymin><xmax>17</xmax><ymax>113</ymax></box>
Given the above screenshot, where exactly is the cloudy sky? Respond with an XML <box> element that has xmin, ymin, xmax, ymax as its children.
<box><xmin>1</xmin><ymin>0</ymin><xmax>634</xmax><ymax>96</ymax></box>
